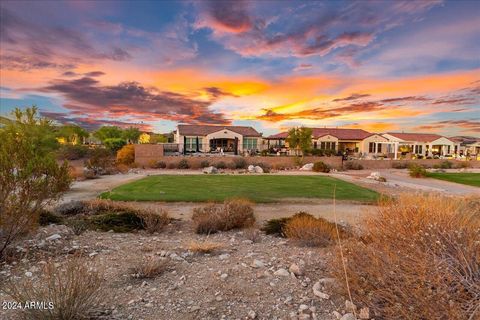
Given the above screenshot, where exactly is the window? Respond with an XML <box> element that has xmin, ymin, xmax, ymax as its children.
<box><xmin>414</xmin><ymin>145</ymin><xmax>423</xmax><ymax>154</ymax></box>
<box><xmin>243</xmin><ymin>138</ymin><xmax>257</xmax><ymax>150</ymax></box>
<box><xmin>369</xmin><ymin>142</ymin><xmax>375</xmax><ymax>153</ymax></box>
<box><xmin>319</xmin><ymin>141</ymin><xmax>336</xmax><ymax>150</ymax></box>
<box><xmin>185</xmin><ymin>137</ymin><xmax>201</xmax><ymax>151</ymax></box>
<box><xmin>378</xmin><ymin>144</ymin><xmax>382</xmax><ymax>153</ymax></box>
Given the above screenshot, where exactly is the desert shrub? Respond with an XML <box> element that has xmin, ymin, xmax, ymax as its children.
<box><xmin>284</xmin><ymin>212</ymin><xmax>349</xmax><ymax>247</ymax></box>
<box><xmin>439</xmin><ymin>160</ymin><xmax>453</xmax><ymax>169</ymax></box>
<box><xmin>391</xmin><ymin>161</ymin><xmax>408</xmax><ymax>169</ymax></box>
<box><xmin>192</xmin><ymin>199</ymin><xmax>255</xmax><ymax>234</ymax></box>
<box><xmin>200</xmin><ymin>160</ymin><xmax>210</xmax><ymax>168</ymax></box>
<box><xmin>215</xmin><ymin>161</ymin><xmax>227</xmax><ymax>169</ymax></box>
<box><xmin>177</xmin><ymin>159</ymin><xmax>190</xmax><ymax>169</ymax></box>
<box><xmin>310</xmin><ymin>148</ymin><xmax>324</xmax><ymax>156</ymax></box>
<box><xmin>455</xmin><ymin>161</ymin><xmax>470</xmax><ymax>169</ymax></box>
<box><xmin>243</xmin><ymin>227</ymin><xmax>261</xmax><ymax>243</ymax></box>
<box><xmin>57</xmin><ymin>144</ymin><xmax>88</xmax><ymax>160</ymax></box>
<box><xmin>293</xmin><ymin>156</ymin><xmax>304</xmax><ymax>167</ymax></box>
<box><xmin>116</xmin><ymin>163</ymin><xmax>130</xmax><ymax>174</ymax></box>
<box><xmin>90</xmin><ymin>211</ymin><xmax>144</xmax><ymax>233</ymax></box>
<box><xmin>4</xmin><ymin>257</ymin><xmax>105</xmax><ymax>319</ymax></box>
<box><xmin>154</xmin><ymin>160</ymin><xmax>167</xmax><ymax>169</ymax></box>
<box><xmin>408</xmin><ymin>163</ymin><xmax>427</xmax><ymax>178</ymax></box>
<box><xmin>344</xmin><ymin>161</ymin><xmax>363</xmax><ymax>170</ymax></box>
<box><xmin>138</xmin><ymin>210</ymin><xmax>170</xmax><ymax>234</ymax></box>
<box><xmin>261</xmin><ymin>217</ymin><xmax>290</xmax><ymax>237</ymax></box>
<box><xmin>84</xmin><ymin>148</ymin><xmax>114</xmax><ymax>174</ymax></box>
<box><xmin>130</xmin><ymin>257</ymin><xmax>169</xmax><ymax>279</ymax></box>
<box><xmin>0</xmin><ymin>107</ymin><xmax>71</xmax><ymax>259</ymax></box>
<box><xmin>188</xmin><ymin>240</ymin><xmax>223</xmax><ymax>254</ymax></box>
<box><xmin>232</xmin><ymin>157</ymin><xmax>248</xmax><ymax>169</ymax></box>
<box><xmin>103</xmin><ymin>137</ymin><xmax>126</xmax><ymax>152</ymax></box>
<box><xmin>313</xmin><ymin>161</ymin><xmax>330</xmax><ymax>173</ymax></box>
<box><xmin>67</xmin><ymin>219</ymin><xmax>88</xmax><ymax>236</ymax></box>
<box><xmin>54</xmin><ymin>200</ymin><xmax>87</xmax><ymax>216</ymax></box>
<box><xmin>38</xmin><ymin>210</ymin><xmax>63</xmax><ymax>226</ymax></box>
<box><xmin>116</xmin><ymin>144</ymin><xmax>135</xmax><ymax>165</ymax></box>
<box><xmin>334</xmin><ymin>194</ymin><xmax>480</xmax><ymax>320</ymax></box>
<box><xmin>260</xmin><ymin>149</ymin><xmax>269</xmax><ymax>156</ymax></box>
<box><xmin>167</xmin><ymin>162</ymin><xmax>176</xmax><ymax>169</ymax></box>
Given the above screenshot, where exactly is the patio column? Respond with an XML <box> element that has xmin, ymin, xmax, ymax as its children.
<box><xmin>428</xmin><ymin>143</ymin><xmax>433</xmax><ymax>157</ymax></box>
<box><xmin>394</xmin><ymin>142</ymin><xmax>398</xmax><ymax>160</ymax></box>
<box><xmin>375</xmin><ymin>142</ymin><xmax>378</xmax><ymax>154</ymax></box>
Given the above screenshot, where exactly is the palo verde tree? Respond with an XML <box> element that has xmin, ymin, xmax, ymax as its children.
<box><xmin>286</xmin><ymin>126</ymin><xmax>312</xmax><ymax>157</ymax></box>
<box><xmin>122</xmin><ymin>126</ymin><xmax>141</xmax><ymax>144</ymax></box>
<box><xmin>0</xmin><ymin>107</ymin><xmax>71</xmax><ymax>259</ymax></box>
<box><xmin>57</xmin><ymin>124</ymin><xmax>89</xmax><ymax>145</ymax></box>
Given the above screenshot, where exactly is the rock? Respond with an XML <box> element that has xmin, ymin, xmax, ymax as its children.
<box><xmin>254</xmin><ymin>166</ymin><xmax>264</xmax><ymax>173</ymax></box>
<box><xmin>366</xmin><ymin>171</ymin><xmax>386</xmax><ymax>182</ymax></box>
<box><xmin>340</xmin><ymin>313</ymin><xmax>356</xmax><ymax>320</ymax></box>
<box><xmin>218</xmin><ymin>253</ymin><xmax>230</xmax><ymax>260</ymax></box>
<box><xmin>247</xmin><ymin>165</ymin><xmax>256</xmax><ymax>173</ymax></box>
<box><xmin>312</xmin><ymin>281</ymin><xmax>330</xmax><ymax>299</ymax></box>
<box><xmin>300</xmin><ymin>163</ymin><xmax>314</xmax><ymax>171</ymax></box>
<box><xmin>251</xmin><ymin>259</ymin><xmax>265</xmax><ymax>268</ymax></box>
<box><xmin>220</xmin><ymin>273</ymin><xmax>228</xmax><ymax>280</ymax></box>
<box><xmin>345</xmin><ymin>300</ymin><xmax>357</xmax><ymax>313</ymax></box>
<box><xmin>83</xmin><ymin>167</ymin><xmax>98</xmax><ymax>179</ymax></box>
<box><xmin>203</xmin><ymin>166</ymin><xmax>218</xmax><ymax>174</ymax></box>
<box><xmin>359</xmin><ymin>307</ymin><xmax>369</xmax><ymax>319</ymax></box>
<box><xmin>332</xmin><ymin>311</ymin><xmax>342</xmax><ymax>319</ymax></box>
<box><xmin>248</xmin><ymin>310</ymin><xmax>257</xmax><ymax>319</ymax></box>
<box><xmin>45</xmin><ymin>234</ymin><xmax>61</xmax><ymax>241</ymax></box>
<box><xmin>25</xmin><ymin>271</ymin><xmax>33</xmax><ymax>277</ymax></box>
<box><xmin>54</xmin><ymin>201</ymin><xmax>86</xmax><ymax>216</ymax></box>
<box><xmin>273</xmin><ymin>268</ymin><xmax>290</xmax><ymax>277</ymax></box>
<box><xmin>298</xmin><ymin>304</ymin><xmax>309</xmax><ymax>313</ymax></box>
<box><xmin>289</xmin><ymin>263</ymin><xmax>303</xmax><ymax>276</ymax></box>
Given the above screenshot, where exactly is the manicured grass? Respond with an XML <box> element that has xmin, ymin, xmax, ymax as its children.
<box><xmin>100</xmin><ymin>175</ymin><xmax>379</xmax><ymax>203</ymax></box>
<box><xmin>427</xmin><ymin>172</ymin><xmax>480</xmax><ymax>187</ymax></box>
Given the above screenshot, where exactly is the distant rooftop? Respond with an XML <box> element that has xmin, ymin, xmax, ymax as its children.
<box><xmin>177</xmin><ymin>124</ymin><xmax>262</xmax><ymax>137</ymax></box>
<box><xmin>267</xmin><ymin>127</ymin><xmax>373</xmax><ymax>140</ymax></box>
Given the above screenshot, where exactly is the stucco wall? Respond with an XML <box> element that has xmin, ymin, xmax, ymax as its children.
<box><xmin>346</xmin><ymin>159</ymin><xmax>480</xmax><ymax>169</ymax></box>
<box><xmin>134</xmin><ymin>144</ymin><xmax>164</xmax><ymax>164</ymax></box>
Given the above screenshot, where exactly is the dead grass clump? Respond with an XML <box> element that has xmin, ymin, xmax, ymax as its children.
<box><xmin>333</xmin><ymin>194</ymin><xmax>480</xmax><ymax>320</ymax></box>
<box><xmin>130</xmin><ymin>257</ymin><xmax>169</xmax><ymax>279</ymax></box>
<box><xmin>188</xmin><ymin>240</ymin><xmax>223</xmax><ymax>254</ymax></box>
<box><xmin>192</xmin><ymin>198</ymin><xmax>255</xmax><ymax>234</ymax></box>
<box><xmin>138</xmin><ymin>209</ymin><xmax>170</xmax><ymax>234</ymax></box>
<box><xmin>284</xmin><ymin>212</ymin><xmax>350</xmax><ymax>247</ymax></box>
<box><xmin>243</xmin><ymin>227</ymin><xmax>261</xmax><ymax>243</ymax></box>
<box><xmin>3</xmin><ymin>257</ymin><xmax>105</xmax><ymax>320</ymax></box>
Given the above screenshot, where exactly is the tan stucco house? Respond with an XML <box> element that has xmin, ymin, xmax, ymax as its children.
<box><xmin>175</xmin><ymin>124</ymin><xmax>263</xmax><ymax>155</ymax></box>
<box><xmin>382</xmin><ymin>132</ymin><xmax>455</xmax><ymax>158</ymax></box>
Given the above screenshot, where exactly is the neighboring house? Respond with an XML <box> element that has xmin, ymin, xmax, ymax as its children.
<box><xmin>266</xmin><ymin>128</ymin><xmax>397</xmax><ymax>158</ymax></box>
<box><xmin>382</xmin><ymin>132</ymin><xmax>455</xmax><ymax>157</ymax></box>
<box><xmin>450</xmin><ymin>136</ymin><xmax>480</xmax><ymax>156</ymax></box>
<box><xmin>175</xmin><ymin>124</ymin><xmax>263</xmax><ymax>155</ymax></box>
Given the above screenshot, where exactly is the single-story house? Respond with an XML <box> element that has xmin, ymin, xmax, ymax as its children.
<box><xmin>175</xmin><ymin>124</ymin><xmax>263</xmax><ymax>155</ymax></box>
<box><xmin>382</xmin><ymin>132</ymin><xmax>455</xmax><ymax>157</ymax></box>
<box><xmin>450</xmin><ymin>136</ymin><xmax>480</xmax><ymax>157</ymax></box>
<box><xmin>266</xmin><ymin>127</ymin><xmax>398</xmax><ymax>158</ymax></box>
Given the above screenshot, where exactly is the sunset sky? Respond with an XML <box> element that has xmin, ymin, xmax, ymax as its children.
<box><xmin>0</xmin><ymin>0</ymin><xmax>479</xmax><ymax>136</ymax></box>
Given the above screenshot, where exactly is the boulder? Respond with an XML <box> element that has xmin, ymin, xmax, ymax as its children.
<box><xmin>202</xmin><ymin>166</ymin><xmax>218</xmax><ymax>174</ymax></box>
<box><xmin>300</xmin><ymin>163</ymin><xmax>314</xmax><ymax>171</ymax></box>
<box><xmin>45</xmin><ymin>234</ymin><xmax>61</xmax><ymax>241</ymax></box>
<box><xmin>289</xmin><ymin>263</ymin><xmax>304</xmax><ymax>276</ymax></box>
<box><xmin>273</xmin><ymin>268</ymin><xmax>290</xmax><ymax>277</ymax></box>
<box><xmin>366</xmin><ymin>171</ymin><xmax>386</xmax><ymax>182</ymax></box>
<box><xmin>83</xmin><ymin>167</ymin><xmax>98</xmax><ymax>179</ymax></box>
<box><xmin>254</xmin><ymin>166</ymin><xmax>264</xmax><ymax>173</ymax></box>
<box><xmin>312</xmin><ymin>281</ymin><xmax>330</xmax><ymax>299</ymax></box>
<box><xmin>247</xmin><ymin>165</ymin><xmax>256</xmax><ymax>173</ymax></box>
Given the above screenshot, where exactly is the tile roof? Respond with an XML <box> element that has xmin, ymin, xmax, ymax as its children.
<box><xmin>177</xmin><ymin>124</ymin><xmax>262</xmax><ymax>137</ymax></box>
<box><xmin>267</xmin><ymin>128</ymin><xmax>373</xmax><ymax>140</ymax></box>
<box><xmin>385</xmin><ymin>132</ymin><xmax>446</xmax><ymax>142</ymax></box>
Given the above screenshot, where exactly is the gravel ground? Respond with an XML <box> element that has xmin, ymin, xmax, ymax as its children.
<box><xmin>0</xmin><ymin>223</ymin><xmax>354</xmax><ymax>320</ymax></box>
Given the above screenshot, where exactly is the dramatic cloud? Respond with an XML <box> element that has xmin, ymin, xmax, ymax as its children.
<box><xmin>417</xmin><ymin>120</ymin><xmax>480</xmax><ymax>133</ymax></box>
<box><xmin>41</xmin><ymin>76</ymin><xmax>229</xmax><ymax>125</ymax></box>
<box><xmin>333</xmin><ymin>93</ymin><xmax>371</xmax><ymax>102</ymax></box>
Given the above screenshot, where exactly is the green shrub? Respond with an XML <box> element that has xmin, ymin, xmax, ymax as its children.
<box><xmin>57</xmin><ymin>145</ymin><xmax>88</xmax><ymax>160</ymax></box>
<box><xmin>232</xmin><ymin>157</ymin><xmax>248</xmax><ymax>169</ymax></box>
<box><xmin>313</xmin><ymin>161</ymin><xmax>330</xmax><ymax>173</ymax></box>
<box><xmin>215</xmin><ymin>161</ymin><xmax>227</xmax><ymax>169</ymax></box>
<box><xmin>260</xmin><ymin>150</ymin><xmax>269</xmax><ymax>156</ymax></box>
<box><xmin>311</xmin><ymin>149</ymin><xmax>324</xmax><ymax>156</ymax></box>
<box><xmin>344</xmin><ymin>161</ymin><xmax>363</xmax><ymax>170</ymax></box>
<box><xmin>103</xmin><ymin>138</ymin><xmax>126</xmax><ymax>152</ymax></box>
<box><xmin>177</xmin><ymin>159</ymin><xmax>190</xmax><ymax>169</ymax></box>
<box><xmin>261</xmin><ymin>217</ymin><xmax>290</xmax><ymax>237</ymax></box>
<box><xmin>89</xmin><ymin>211</ymin><xmax>144</xmax><ymax>232</ymax></box>
<box><xmin>67</xmin><ymin>219</ymin><xmax>89</xmax><ymax>235</ymax></box>
<box><xmin>200</xmin><ymin>160</ymin><xmax>210</xmax><ymax>168</ymax></box>
<box><xmin>39</xmin><ymin>210</ymin><xmax>63</xmax><ymax>226</ymax></box>
<box><xmin>192</xmin><ymin>199</ymin><xmax>255</xmax><ymax>234</ymax></box>
<box><xmin>408</xmin><ymin>163</ymin><xmax>427</xmax><ymax>178</ymax></box>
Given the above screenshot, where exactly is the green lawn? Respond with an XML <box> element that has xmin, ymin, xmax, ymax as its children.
<box><xmin>100</xmin><ymin>175</ymin><xmax>379</xmax><ymax>203</ymax></box>
<box><xmin>427</xmin><ymin>172</ymin><xmax>480</xmax><ymax>187</ymax></box>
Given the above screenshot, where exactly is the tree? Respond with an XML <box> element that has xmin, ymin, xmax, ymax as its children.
<box><xmin>93</xmin><ymin>126</ymin><xmax>122</xmax><ymax>143</ymax></box>
<box><xmin>0</xmin><ymin>107</ymin><xmax>71</xmax><ymax>258</ymax></box>
<box><xmin>286</xmin><ymin>127</ymin><xmax>312</xmax><ymax>156</ymax></box>
<box><xmin>122</xmin><ymin>127</ymin><xmax>141</xmax><ymax>144</ymax></box>
<box><xmin>103</xmin><ymin>138</ymin><xmax>126</xmax><ymax>152</ymax></box>
<box><xmin>149</xmin><ymin>133</ymin><xmax>168</xmax><ymax>144</ymax></box>
<box><xmin>57</xmin><ymin>125</ymin><xmax>89</xmax><ymax>145</ymax></box>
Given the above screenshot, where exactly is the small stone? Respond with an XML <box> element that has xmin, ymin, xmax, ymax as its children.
<box><xmin>248</xmin><ymin>310</ymin><xmax>257</xmax><ymax>319</ymax></box>
<box><xmin>312</xmin><ymin>281</ymin><xmax>330</xmax><ymax>299</ymax></box>
<box><xmin>215</xmin><ymin>296</ymin><xmax>223</xmax><ymax>302</ymax></box>
<box><xmin>298</xmin><ymin>304</ymin><xmax>309</xmax><ymax>313</ymax></box>
<box><xmin>289</xmin><ymin>263</ymin><xmax>303</xmax><ymax>276</ymax></box>
<box><xmin>24</xmin><ymin>271</ymin><xmax>33</xmax><ymax>277</ymax></box>
<box><xmin>145</xmin><ymin>302</ymin><xmax>153</xmax><ymax>307</ymax></box>
<box><xmin>345</xmin><ymin>300</ymin><xmax>357</xmax><ymax>313</ymax></box>
<box><xmin>45</xmin><ymin>234</ymin><xmax>61</xmax><ymax>241</ymax></box>
<box><xmin>332</xmin><ymin>311</ymin><xmax>342</xmax><ymax>319</ymax></box>
<box><xmin>251</xmin><ymin>259</ymin><xmax>265</xmax><ymax>268</ymax></box>
<box><xmin>220</xmin><ymin>273</ymin><xmax>228</xmax><ymax>280</ymax></box>
<box><xmin>359</xmin><ymin>307</ymin><xmax>370</xmax><ymax>319</ymax></box>
<box><xmin>273</xmin><ymin>268</ymin><xmax>290</xmax><ymax>277</ymax></box>
<box><xmin>191</xmin><ymin>306</ymin><xmax>200</xmax><ymax>312</ymax></box>
<box><xmin>340</xmin><ymin>313</ymin><xmax>356</xmax><ymax>320</ymax></box>
<box><xmin>219</xmin><ymin>253</ymin><xmax>230</xmax><ymax>260</ymax></box>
